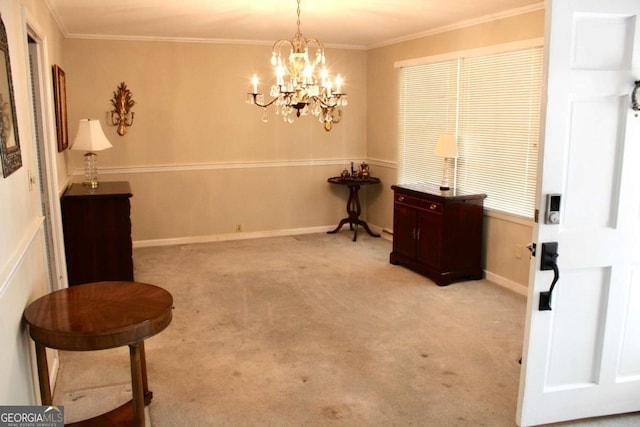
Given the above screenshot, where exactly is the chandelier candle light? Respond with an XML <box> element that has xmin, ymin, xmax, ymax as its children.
<box><xmin>246</xmin><ymin>0</ymin><xmax>347</xmax><ymax>131</ymax></box>
<box><xmin>70</xmin><ymin>119</ymin><xmax>112</xmax><ymax>188</ymax></box>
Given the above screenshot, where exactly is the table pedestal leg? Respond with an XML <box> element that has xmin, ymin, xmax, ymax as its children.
<box><xmin>139</xmin><ymin>341</ymin><xmax>153</xmax><ymax>404</ymax></box>
<box><xmin>129</xmin><ymin>342</ymin><xmax>146</xmax><ymax>427</ymax></box>
<box><xmin>328</xmin><ymin>184</ymin><xmax>381</xmax><ymax>242</ymax></box>
<box><xmin>35</xmin><ymin>342</ymin><xmax>52</xmax><ymax>405</ymax></box>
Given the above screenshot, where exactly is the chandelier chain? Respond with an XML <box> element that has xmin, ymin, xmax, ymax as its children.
<box><xmin>296</xmin><ymin>0</ymin><xmax>302</xmax><ymax>36</ymax></box>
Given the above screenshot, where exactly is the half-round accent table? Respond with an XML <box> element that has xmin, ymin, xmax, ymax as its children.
<box><xmin>24</xmin><ymin>281</ymin><xmax>173</xmax><ymax>427</ymax></box>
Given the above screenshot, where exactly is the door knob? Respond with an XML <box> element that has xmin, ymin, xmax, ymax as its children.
<box><xmin>539</xmin><ymin>242</ymin><xmax>559</xmax><ymax>311</ymax></box>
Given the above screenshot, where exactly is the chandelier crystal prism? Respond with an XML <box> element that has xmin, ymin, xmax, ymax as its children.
<box><xmin>246</xmin><ymin>0</ymin><xmax>347</xmax><ymax>131</ymax></box>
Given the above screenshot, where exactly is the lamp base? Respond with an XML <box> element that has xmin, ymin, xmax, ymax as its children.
<box><xmin>83</xmin><ymin>152</ymin><xmax>99</xmax><ymax>188</ymax></box>
<box><xmin>440</xmin><ymin>158</ymin><xmax>452</xmax><ymax>192</ymax></box>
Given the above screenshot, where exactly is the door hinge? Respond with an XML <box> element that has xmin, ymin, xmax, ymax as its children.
<box><xmin>534</xmin><ymin>209</ymin><xmax>539</xmax><ymax>223</ymax></box>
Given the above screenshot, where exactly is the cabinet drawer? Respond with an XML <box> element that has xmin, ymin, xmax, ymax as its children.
<box><xmin>395</xmin><ymin>194</ymin><xmax>443</xmax><ymax>214</ymax></box>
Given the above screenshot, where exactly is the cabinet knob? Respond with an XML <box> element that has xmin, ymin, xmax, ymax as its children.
<box><xmin>429</xmin><ymin>203</ymin><xmax>437</xmax><ymax>210</ymax></box>
<box><xmin>398</xmin><ymin>196</ymin><xmax>405</xmax><ymax>202</ymax></box>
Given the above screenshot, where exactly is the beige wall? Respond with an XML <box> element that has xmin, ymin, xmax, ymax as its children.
<box><xmin>483</xmin><ymin>215</ymin><xmax>534</xmax><ymax>289</ymax></box>
<box><xmin>366</xmin><ymin>9</ymin><xmax>545</xmax><ymax>288</ymax></box>
<box><xmin>63</xmin><ymin>39</ymin><xmax>368</xmax><ymax>242</ymax></box>
<box><xmin>1</xmin><ymin>0</ymin><xmax>66</xmax><ymax>404</ymax></box>
<box><xmin>62</xmin><ymin>10</ymin><xmax>543</xmax><ymax>285</ymax></box>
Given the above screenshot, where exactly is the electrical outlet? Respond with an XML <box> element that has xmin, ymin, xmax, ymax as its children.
<box><xmin>235</xmin><ymin>224</ymin><xmax>243</xmax><ymax>232</ymax></box>
<box><xmin>515</xmin><ymin>245</ymin><xmax>523</xmax><ymax>259</ymax></box>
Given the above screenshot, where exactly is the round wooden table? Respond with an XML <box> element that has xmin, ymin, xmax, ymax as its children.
<box><xmin>24</xmin><ymin>281</ymin><xmax>173</xmax><ymax>427</ymax></box>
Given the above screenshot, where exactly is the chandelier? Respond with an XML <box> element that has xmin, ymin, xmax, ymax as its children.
<box><xmin>246</xmin><ymin>0</ymin><xmax>348</xmax><ymax>132</ymax></box>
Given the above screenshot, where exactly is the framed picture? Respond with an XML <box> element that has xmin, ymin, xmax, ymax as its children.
<box><xmin>0</xmin><ymin>14</ymin><xmax>22</xmax><ymax>178</ymax></box>
<box><xmin>53</xmin><ymin>64</ymin><xmax>68</xmax><ymax>152</ymax></box>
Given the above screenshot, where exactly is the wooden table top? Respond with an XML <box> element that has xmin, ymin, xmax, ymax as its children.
<box><xmin>24</xmin><ymin>281</ymin><xmax>173</xmax><ymax>351</ymax></box>
<box><xmin>63</xmin><ymin>181</ymin><xmax>132</xmax><ymax>199</ymax></box>
<box><xmin>328</xmin><ymin>176</ymin><xmax>380</xmax><ymax>186</ymax></box>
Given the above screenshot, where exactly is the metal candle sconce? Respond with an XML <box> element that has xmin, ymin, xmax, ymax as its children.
<box><xmin>109</xmin><ymin>82</ymin><xmax>135</xmax><ymax>135</ymax></box>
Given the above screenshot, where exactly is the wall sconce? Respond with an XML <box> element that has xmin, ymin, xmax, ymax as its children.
<box><xmin>109</xmin><ymin>81</ymin><xmax>135</xmax><ymax>135</ymax></box>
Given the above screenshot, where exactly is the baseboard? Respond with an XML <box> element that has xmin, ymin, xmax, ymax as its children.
<box><xmin>484</xmin><ymin>271</ymin><xmax>528</xmax><ymax>296</ymax></box>
<box><xmin>134</xmin><ymin>226</ymin><xmax>335</xmax><ymax>248</ymax></box>
<box><xmin>134</xmin><ymin>223</ymin><xmax>392</xmax><ymax>248</ymax></box>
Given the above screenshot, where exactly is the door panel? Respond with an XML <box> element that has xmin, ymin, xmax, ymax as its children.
<box><xmin>618</xmin><ymin>268</ymin><xmax>640</xmax><ymax>378</ymax></box>
<box><xmin>392</xmin><ymin>205</ymin><xmax>417</xmax><ymax>259</ymax></box>
<box><xmin>565</xmin><ymin>96</ymin><xmax>626</xmax><ymax>230</ymax></box>
<box><xmin>572</xmin><ymin>14</ymin><xmax>635</xmax><ymax>70</ymax></box>
<box><xmin>416</xmin><ymin>211</ymin><xmax>441</xmax><ymax>269</ymax></box>
<box><xmin>545</xmin><ymin>267</ymin><xmax>609</xmax><ymax>389</ymax></box>
<box><xmin>517</xmin><ymin>0</ymin><xmax>640</xmax><ymax>425</ymax></box>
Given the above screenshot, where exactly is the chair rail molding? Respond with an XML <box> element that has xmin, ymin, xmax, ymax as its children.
<box><xmin>72</xmin><ymin>158</ymin><xmax>375</xmax><ymax>175</ymax></box>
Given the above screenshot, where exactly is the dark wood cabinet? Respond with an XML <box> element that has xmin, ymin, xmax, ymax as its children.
<box><xmin>390</xmin><ymin>183</ymin><xmax>486</xmax><ymax>286</ymax></box>
<box><xmin>61</xmin><ymin>181</ymin><xmax>134</xmax><ymax>286</ymax></box>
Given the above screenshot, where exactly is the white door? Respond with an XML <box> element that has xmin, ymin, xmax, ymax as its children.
<box><xmin>517</xmin><ymin>0</ymin><xmax>640</xmax><ymax>425</ymax></box>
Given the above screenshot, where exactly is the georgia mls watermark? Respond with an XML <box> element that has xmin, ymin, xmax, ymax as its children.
<box><xmin>0</xmin><ymin>406</ymin><xmax>64</xmax><ymax>427</ymax></box>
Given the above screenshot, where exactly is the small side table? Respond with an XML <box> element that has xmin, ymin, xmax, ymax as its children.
<box><xmin>24</xmin><ymin>281</ymin><xmax>173</xmax><ymax>427</ymax></box>
<box><xmin>327</xmin><ymin>176</ymin><xmax>381</xmax><ymax>242</ymax></box>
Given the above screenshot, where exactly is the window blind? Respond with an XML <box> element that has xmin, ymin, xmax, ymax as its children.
<box><xmin>398</xmin><ymin>45</ymin><xmax>543</xmax><ymax>219</ymax></box>
<box><xmin>399</xmin><ymin>60</ymin><xmax>458</xmax><ymax>185</ymax></box>
<box><xmin>457</xmin><ymin>48</ymin><xmax>543</xmax><ymax>217</ymax></box>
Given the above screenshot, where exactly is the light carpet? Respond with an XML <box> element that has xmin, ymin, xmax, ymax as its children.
<box><xmin>52</xmin><ymin>232</ymin><xmax>640</xmax><ymax>426</ymax></box>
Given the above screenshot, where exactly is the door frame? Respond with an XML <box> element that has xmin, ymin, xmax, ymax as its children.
<box><xmin>21</xmin><ymin>4</ymin><xmax>70</xmax><ymax>403</ymax></box>
<box><xmin>21</xmin><ymin>5</ymin><xmax>68</xmax><ymax>292</ymax></box>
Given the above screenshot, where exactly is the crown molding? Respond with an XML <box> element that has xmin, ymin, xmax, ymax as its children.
<box><xmin>61</xmin><ymin>32</ymin><xmax>366</xmax><ymax>51</ymax></box>
<box><xmin>368</xmin><ymin>2</ymin><xmax>545</xmax><ymax>50</ymax></box>
<box><xmin>46</xmin><ymin>0</ymin><xmax>542</xmax><ymax>52</ymax></box>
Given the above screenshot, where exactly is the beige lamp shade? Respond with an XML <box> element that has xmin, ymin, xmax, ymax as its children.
<box><xmin>71</xmin><ymin>119</ymin><xmax>112</xmax><ymax>188</ymax></box>
<box><xmin>71</xmin><ymin>119</ymin><xmax>112</xmax><ymax>152</ymax></box>
<box><xmin>434</xmin><ymin>134</ymin><xmax>458</xmax><ymax>158</ymax></box>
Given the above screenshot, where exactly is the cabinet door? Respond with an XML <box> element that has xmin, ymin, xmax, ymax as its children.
<box><xmin>416</xmin><ymin>210</ymin><xmax>442</xmax><ymax>269</ymax></box>
<box><xmin>392</xmin><ymin>204</ymin><xmax>417</xmax><ymax>259</ymax></box>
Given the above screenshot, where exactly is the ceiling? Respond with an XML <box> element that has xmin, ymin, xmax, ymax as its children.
<box><xmin>47</xmin><ymin>0</ymin><xmax>543</xmax><ymax>49</ymax></box>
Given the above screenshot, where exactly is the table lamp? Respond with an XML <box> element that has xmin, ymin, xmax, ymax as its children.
<box><xmin>434</xmin><ymin>134</ymin><xmax>458</xmax><ymax>191</ymax></box>
<box><xmin>71</xmin><ymin>119</ymin><xmax>112</xmax><ymax>188</ymax></box>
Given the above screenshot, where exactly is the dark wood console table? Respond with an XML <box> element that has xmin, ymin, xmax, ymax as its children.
<box><xmin>61</xmin><ymin>181</ymin><xmax>133</xmax><ymax>286</ymax></box>
<box><xmin>327</xmin><ymin>176</ymin><xmax>381</xmax><ymax>242</ymax></box>
<box><xmin>390</xmin><ymin>183</ymin><xmax>486</xmax><ymax>285</ymax></box>
<box><xmin>24</xmin><ymin>281</ymin><xmax>173</xmax><ymax>427</ymax></box>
